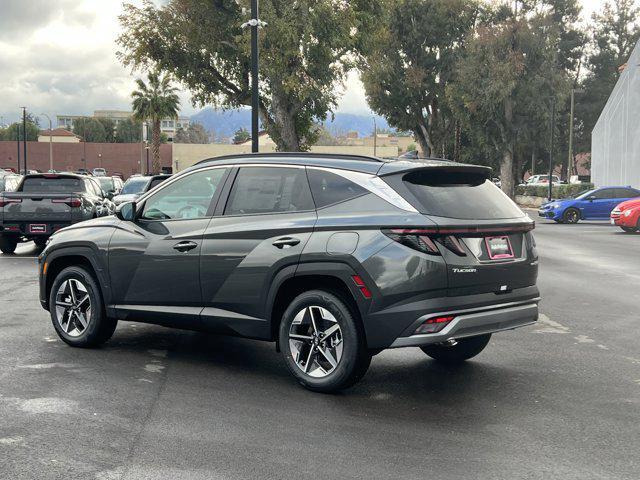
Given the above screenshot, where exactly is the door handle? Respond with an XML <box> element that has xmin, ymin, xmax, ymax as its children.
<box><xmin>173</xmin><ymin>241</ymin><xmax>198</xmax><ymax>252</ymax></box>
<box><xmin>272</xmin><ymin>237</ymin><xmax>301</xmax><ymax>249</ymax></box>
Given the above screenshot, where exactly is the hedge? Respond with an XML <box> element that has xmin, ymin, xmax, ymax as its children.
<box><xmin>515</xmin><ymin>183</ymin><xmax>594</xmax><ymax>198</ymax></box>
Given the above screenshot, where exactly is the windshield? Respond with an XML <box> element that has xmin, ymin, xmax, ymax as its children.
<box><xmin>573</xmin><ymin>189</ymin><xmax>595</xmax><ymax>200</ymax></box>
<box><xmin>389</xmin><ymin>170</ymin><xmax>525</xmax><ymax>220</ymax></box>
<box><xmin>121</xmin><ymin>177</ymin><xmax>150</xmax><ymax>195</ymax></box>
<box><xmin>149</xmin><ymin>177</ymin><xmax>169</xmax><ymax>190</ymax></box>
<box><xmin>97</xmin><ymin>177</ymin><xmax>115</xmax><ymax>191</ymax></box>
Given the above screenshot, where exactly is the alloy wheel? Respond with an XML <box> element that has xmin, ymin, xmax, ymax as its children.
<box><xmin>55</xmin><ymin>279</ymin><xmax>92</xmax><ymax>337</ymax></box>
<box><xmin>288</xmin><ymin>306</ymin><xmax>343</xmax><ymax>378</ymax></box>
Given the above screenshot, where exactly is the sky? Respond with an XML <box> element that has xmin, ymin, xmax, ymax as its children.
<box><xmin>0</xmin><ymin>0</ymin><xmax>613</xmax><ymax>126</ymax></box>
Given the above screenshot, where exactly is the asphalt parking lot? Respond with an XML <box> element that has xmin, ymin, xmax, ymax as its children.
<box><xmin>1</xmin><ymin>216</ymin><xmax>639</xmax><ymax>480</ymax></box>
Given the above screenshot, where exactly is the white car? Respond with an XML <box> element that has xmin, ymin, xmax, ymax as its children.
<box><xmin>521</xmin><ymin>174</ymin><xmax>561</xmax><ymax>186</ymax></box>
<box><xmin>92</xmin><ymin>168</ymin><xmax>107</xmax><ymax>177</ymax></box>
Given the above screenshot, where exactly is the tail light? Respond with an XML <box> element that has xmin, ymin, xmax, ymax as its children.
<box><xmin>0</xmin><ymin>198</ymin><xmax>22</xmax><ymax>208</ymax></box>
<box><xmin>415</xmin><ymin>315</ymin><xmax>455</xmax><ymax>334</ymax></box>
<box><xmin>382</xmin><ymin>228</ymin><xmax>440</xmax><ymax>255</ymax></box>
<box><xmin>52</xmin><ymin>197</ymin><xmax>82</xmax><ymax>208</ymax></box>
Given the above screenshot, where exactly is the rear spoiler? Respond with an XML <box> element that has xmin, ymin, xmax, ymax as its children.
<box><xmin>377</xmin><ymin>160</ymin><xmax>492</xmax><ymax>177</ymax></box>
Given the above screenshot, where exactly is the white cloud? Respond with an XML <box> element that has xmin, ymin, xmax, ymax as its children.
<box><xmin>0</xmin><ymin>0</ymin><xmax>612</xmax><ymax>125</ymax></box>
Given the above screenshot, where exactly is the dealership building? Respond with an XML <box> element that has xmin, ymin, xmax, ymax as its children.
<box><xmin>591</xmin><ymin>40</ymin><xmax>640</xmax><ymax>188</ymax></box>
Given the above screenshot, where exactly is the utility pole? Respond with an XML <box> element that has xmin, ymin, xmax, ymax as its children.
<box><xmin>22</xmin><ymin>107</ymin><xmax>27</xmax><ymax>174</ymax></box>
<box><xmin>567</xmin><ymin>88</ymin><xmax>583</xmax><ymax>182</ymax></box>
<box><xmin>251</xmin><ymin>0</ymin><xmax>259</xmax><ymax>153</ymax></box>
<box><xmin>242</xmin><ymin>1</ymin><xmax>265</xmax><ymax>153</ymax></box>
<box><xmin>548</xmin><ymin>98</ymin><xmax>555</xmax><ymax>201</ymax></box>
<box><xmin>16</xmin><ymin>121</ymin><xmax>21</xmax><ymax>173</ymax></box>
<box><xmin>372</xmin><ymin>116</ymin><xmax>377</xmax><ymax>157</ymax></box>
<box><xmin>41</xmin><ymin>113</ymin><xmax>53</xmax><ymax>172</ymax></box>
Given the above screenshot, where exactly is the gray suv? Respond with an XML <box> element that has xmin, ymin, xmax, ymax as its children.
<box><xmin>38</xmin><ymin>154</ymin><xmax>539</xmax><ymax>392</ymax></box>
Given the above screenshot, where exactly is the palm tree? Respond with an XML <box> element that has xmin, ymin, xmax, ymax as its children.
<box><xmin>131</xmin><ymin>70</ymin><xmax>180</xmax><ymax>174</ymax></box>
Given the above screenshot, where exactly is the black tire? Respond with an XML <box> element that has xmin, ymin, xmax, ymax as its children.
<box><xmin>279</xmin><ymin>290</ymin><xmax>371</xmax><ymax>393</ymax></box>
<box><xmin>0</xmin><ymin>234</ymin><xmax>18</xmax><ymax>254</ymax></box>
<box><xmin>563</xmin><ymin>208</ymin><xmax>580</xmax><ymax>224</ymax></box>
<box><xmin>34</xmin><ymin>237</ymin><xmax>48</xmax><ymax>248</ymax></box>
<box><xmin>621</xmin><ymin>226</ymin><xmax>637</xmax><ymax>233</ymax></box>
<box><xmin>420</xmin><ymin>334</ymin><xmax>492</xmax><ymax>364</ymax></box>
<box><xmin>49</xmin><ymin>266</ymin><xmax>117</xmax><ymax>348</ymax></box>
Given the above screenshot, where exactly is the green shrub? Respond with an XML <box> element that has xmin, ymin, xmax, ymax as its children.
<box><xmin>515</xmin><ymin>183</ymin><xmax>594</xmax><ymax>198</ymax></box>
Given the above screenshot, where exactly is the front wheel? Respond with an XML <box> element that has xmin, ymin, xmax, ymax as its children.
<box><xmin>563</xmin><ymin>208</ymin><xmax>580</xmax><ymax>224</ymax></box>
<box><xmin>49</xmin><ymin>266</ymin><xmax>117</xmax><ymax>348</ymax></box>
<box><xmin>279</xmin><ymin>290</ymin><xmax>370</xmax><ymax>393</ymax></box>
<box><xmin>420</xmin><ymin>334</ymin><xmax>492</xmax><ymax>364</ymax></box>
<box><xmin>0</xmin><ymin>234</ymin><xmax>18</xmax><ymax>254</ymax></box>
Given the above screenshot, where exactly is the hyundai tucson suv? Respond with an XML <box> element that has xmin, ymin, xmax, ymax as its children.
<box><xmin>38</xmin><ymin>154</ymin><xmax>539</xmax><ymax>392</ymax></box>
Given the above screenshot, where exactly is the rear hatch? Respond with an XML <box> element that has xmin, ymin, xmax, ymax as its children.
<box><xmin>0</xmin><ymin>175</ymin><xmax>84</xmax><ymax>227</ymax></box>
<box><xmin>382</xmin><ymin>164</ymin><xmax>537</xmax><ymax>296</ymax></box>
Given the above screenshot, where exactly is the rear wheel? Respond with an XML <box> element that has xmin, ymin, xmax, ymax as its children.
<box><xmin>621</xmin><ymin>226</ymin><xmax>637</xmax><ymax>233</ymax></box>
<box><xmin>49</xmin><ymin>266</ymin><xmax>117</xmax><ymax>348</ymax></box>
<box><xmin>0</xmin><ymin>234</ymin><xmax>18</xmax><ymax>254</ymax></box>
<box><xmin>563</xmin><ymin>208</ymin><xmax>580</xmax><ymax>224</ymax></box>
<box><xmin>279</xmin><ymin>290</ymin><xmax>370</xmax><ymax>393</ymax></box>
<box><xmin>420</xmin><ymin>334</ymin><xmax>492</xmax><ymax>364</ymax></box>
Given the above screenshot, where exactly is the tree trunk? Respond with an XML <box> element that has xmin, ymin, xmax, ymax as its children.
<box><xmin>500</xmin><ymin>145</ymin><xmax>515</xmax><ymax>199</ymax></box>
<box><xmin>453</xmin><ymin>121</ymin><xmax>461</xmax><ymax>162</ymax></box>
<box><xmin>415</xmin><ymin>123</ymin><xmax>433</xmax><ymax>157</ymax></box>
<box><xmin>152</xmin><ymin>118</ymin><xmax>161</xmax><ymax>174</ymax></box>
<box><xmin>270</xmin><ymin>91</ymin><xmax>301</xmax><ymax>151</ymax></box>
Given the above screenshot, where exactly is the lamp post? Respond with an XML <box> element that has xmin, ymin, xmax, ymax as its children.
<box><xmin>241</xmin><ymin>0</ymin><xmax>266</xmax><ymax>153</ymax></box>
<box><xmin>21</xmin><ymin>107</ymin><xmax>27</xmax><ymax>174</ymax></box>
<box><xmin>40</xmin><ymin>113</ymin><xmax>53</xmax><ymax>172</ymax></box>
<box><xmin>567</xmin><ymin>88</ymin><xmax>584</xmax><ymax>181</ymax></box>
<box><xmin>372</xmin><ymin>116</ymin><xmax>377</xmax><ymax>157</ymax></box>
<box><xmin>548</xmin><ymin>97</ymin><xmax>555</xmax><ymax>201</ymax></box>
<box><xmin>98</xmin><ymin>153</ymin><xmax>102</xmax><ymax>169</ymax></box>
<box><xmin>145</xmin><ymin>144</ymin><xmax>150</xmax><ymax>175</ymax></box>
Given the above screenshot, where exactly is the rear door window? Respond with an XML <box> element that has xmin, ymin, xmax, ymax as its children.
<box><xmin>307</xmin><ymin>169</ymin><xmax>368</xmax><ymax>208</ymax></box>
<box><xmin>20</xmin><ymin>177</ymin><xmax>83</xmax><ymax>194</ymax></box>
<box><xmin>224</xmin><ymin>167</ymin><xmax>314</xmax><ymax>215</ymax></box>
<box><xmin>385</xmin><ymin>170</ymin><xmax>524</xmax><ymax>220</ymax></box>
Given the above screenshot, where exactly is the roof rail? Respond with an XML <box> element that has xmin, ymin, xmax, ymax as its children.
<box><xmin>194</xmin><ymin>151</ymin><xmax>385</xmax><ymax>166</ymax></box>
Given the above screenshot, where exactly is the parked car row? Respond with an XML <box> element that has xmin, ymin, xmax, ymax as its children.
<box><xmin>538</xmin><ymin>185</ymin><xmax>640</xmax><ymax>232</ymax></box>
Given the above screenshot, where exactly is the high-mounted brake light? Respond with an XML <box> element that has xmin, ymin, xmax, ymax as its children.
<box><xmin>351</xmin><ymin>275</ymin><xmax>372</xmax><ymax>299</ymax></box>
<box><xmin>0</xmin><ymin>198</ymin><xmax>22</xmax><ymax>208</ymax></box>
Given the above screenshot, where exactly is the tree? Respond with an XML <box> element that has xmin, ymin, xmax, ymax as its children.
<box><xmin>448</xmin><ymin>2</ymin><xmax>569</xmax><ymax>197</ymax></box>
<box><xmin>575</xmin><ymin>0</ymin><xmax>640</xmax><ymax>153</ymax></box>
<box><xmin>115</xmin><ymin>118</ymin><xmax>143</xmax><ymax>143</ymax></box>
<box><xmin>0</xmin><ymin>121</ymin><xmax>39</xmax><ymax>141</ymax></box>
<box><xmin>118</xmin><ymin>0</ymin><xmax>381</xmax><ymax>151</ymax></box>
<box><xmin>174</xmin><ymin>123</ymin><xmax>209</xmax><ymax>143</ymax></box>
<box><xmin>232</xmin><ymin>127</ymin><xmax>251</xmax><ymax>145</ymax></box>
<box><xmin>95</xmin><ymin>117</ymin><xmax>117</xmax><ymax>143</ymax></box>
<box><xmin>131</xmin><ymin>69</ymin><xmax>180</xmax><ymax>174</ymax></box>
<box><xmin>360</xmin><ymin>0</ymin><xmax>479</xmax><ymax>158</ymax></box>
<box><xmin>73</xmin><ymin>117</ymin><xmax>108</xmax><ymax>142</ymax></box>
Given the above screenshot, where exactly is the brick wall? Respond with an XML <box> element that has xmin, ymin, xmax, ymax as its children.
<box><xmin>0</xmin><ymin>142</ymin><xmax>172</xmax><ymax>179</ymax></box>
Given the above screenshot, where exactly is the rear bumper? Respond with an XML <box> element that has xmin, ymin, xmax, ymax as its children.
<box><xmin>0</xmin><ymin>222</ymin><xmax>70</xmax><ymax>236</ymax></box>
<box><xmin>389</xmin><ymin>300</ymin><xmax>539</xmax><ymax>348</ymax></box>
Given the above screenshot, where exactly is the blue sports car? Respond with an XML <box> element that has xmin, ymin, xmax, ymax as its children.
<box><xmin>538</xmin><ymin>186</ymin><xmax>640</xmax><ymax>224</ymax></box>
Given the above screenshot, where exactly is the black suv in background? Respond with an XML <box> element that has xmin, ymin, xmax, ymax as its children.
<box><xmin>112</xmin><ymin>174</ymin><xmax>171</xmax><ymax>206</ymax></box>
<box><xmin>38</xmin><ymin>154</ymin><xmax>539</xmax><ymax>392</ymax></box>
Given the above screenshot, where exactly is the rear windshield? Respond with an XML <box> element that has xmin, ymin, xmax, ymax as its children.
<box><xmin>149</xmin><ymin>177</ymin><xmax>169</xmax><ymax>190</ymax></box>
<box><xmin>121</xmin><ymin>177</ymin><xmax>150</xmax><ymax>195</ymax></box>
<box><xmin>390</xmin><ymin>170</ymin><xmax>524</xmax><ymax>220</ymax></box>
<box><xmin>97</xmin><ymin>177</ymin><xmax>115</xmax><ymax>191</ymax></box>
<box><xmin>20</xmin><ymin>177</ymin><xmax>83</xmax><ymax>194</ymax></box>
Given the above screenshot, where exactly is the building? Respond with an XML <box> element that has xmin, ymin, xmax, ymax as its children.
<box><xmin>38</xmin><ymin>128</ymin><xmax>81</xmax><ymax>143</ymax></box>
<box><xmin>591</xmin><ymin>40</ymin><xmax>640</xmax><ymax>188</ymax></box>
<box><xmin>56</xmin><ymin>110</ymin><xmax>191</xmax><ymax>142</ymax></box>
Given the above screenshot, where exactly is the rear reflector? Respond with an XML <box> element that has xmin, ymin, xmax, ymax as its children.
<box><xmin>3</xmin><ymin>225</ymin><xmax>20</xmax><ymax>232</ymax></box>
<box><xmin>415</xmin><ymin>315</ymin><xmax>455</xmax><ymax>335</ymax></box>
<box><xmin>351</xmin><ymin>275</ymin><xmax>372</xmax><ymax>299</ymax></box>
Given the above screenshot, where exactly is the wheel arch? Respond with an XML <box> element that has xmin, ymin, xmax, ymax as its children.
<box><xmin>267</xmin><ymin>262</ymin><xmax>369</xmax><ymax>344</ymax></box>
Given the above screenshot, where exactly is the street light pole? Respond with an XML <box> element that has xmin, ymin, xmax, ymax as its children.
<box><xmin>251</xmin><ymin>0</ymin><xmax>259</xmax><ymax>153</ymax></box>
<box><xmin>16</xmin><ymin>121</ymin><xmax>21</xmax><ymax>173</ymax></box>
<box><xmin>372</xmin><ymin>116</ymin><xmax>377</xmax><ymax>157</ymax></box>
<box><xmin>548</xmin><ymin>98</ymin><xmax>555</xmax><ymax>201</ymax></box>
<box><xmin>567</xmin><ymin>88</ymin><xmax>583</xmax><ymax>182</ymax></box>
<box><xmin>22</xmin><ymin>107</ymin><xmax>27</xmax><ymax>174</ymax></box>
<box><xmin>41</xmin><ymin>113</ymin><xmax>53</xmax><ymax>172</ymax></box>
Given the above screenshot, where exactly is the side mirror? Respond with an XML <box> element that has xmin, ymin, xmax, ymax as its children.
<box><xmin>116</xmin><ymin>201</ymin><xmax>136</xmax><ymax>221</ymax></box>
<box><xmin>587</xmin><ymin>195</ymin><xmax>596</xmax><ymax>201</ymax></box>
